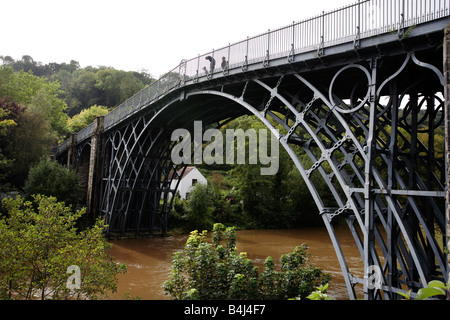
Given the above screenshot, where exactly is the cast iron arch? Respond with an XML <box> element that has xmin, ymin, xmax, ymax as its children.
<box><xmin>99</xmin><ymin>51</ymin><xmax>446</xmax><ymax>300</ymax></box>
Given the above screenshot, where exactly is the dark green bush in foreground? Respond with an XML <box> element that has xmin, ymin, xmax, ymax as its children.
<box><xmin>163</xmin><ymin>223</ymin><xmax>331</xmax><ymax>300</ymax></box>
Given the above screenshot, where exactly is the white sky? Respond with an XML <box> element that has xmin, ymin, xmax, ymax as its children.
<box><xmin>3</xmin><ymin>0</ymin><xmax>355</xmax><ymax>78</ymax></box>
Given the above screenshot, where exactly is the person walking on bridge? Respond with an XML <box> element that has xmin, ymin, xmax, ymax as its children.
<box><xmin>205</xmin><ymin>55</ymin><xmax>215</xmax><ymax>75</ymax></box>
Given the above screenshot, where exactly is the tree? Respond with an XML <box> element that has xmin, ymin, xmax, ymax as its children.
<box><xmin>67</xmin><ymin>104</ymin><xmax>109</xmax><ymax>134</ymax></box>
<box><xmin>0</xmin><ymin>98</ymin><xmax>19</xmax><ymax>188</ymax></box>
<box><xmin>0</xmin><ymin>97</ymin><xmax>53</xmax><ymax>189</ymax></box>
<box><xmin>6</xmin><ymin>109</ymin><xmax>52</xmax><ymax>188</ymax></box>
<box><xmin>70</xmin><ymin>69</ymin><xmax>102</xmax><ymax>114</ymax></box>
<box><xmin>0</xmin><ymin>65</ymin><xmax>68</xmax><ymax>137</ymax></box>
<box><xmin>182</xmin><ymin>183</ymin><xmax>217</xmax><ymax>231</ymax></box>
<box><xmin>1</xmin><ymin>55</ymin><xmax>155</xmax><ymax>118</ymax></box>
<box><xmin>163</xmin><ymin>223</ymin><xmax>331</xmax><ymax>300</ymax></box>
<box><xmin>28</xmin><ymin>88</ymin><xmax>68</xmax><ymax>137</ymax></box>
<box><xmin>24</xmin><ymin>158</ymin><xmax>83</xmax><ymax>208</ymax></box>
<box><xmin>94</xmin><ymin>68</ymin><xmax>147</xmax><ymax>107</ymax></box>
<box><xmin>0</xmin><ymin>195</ymin><xmax>126</xmax><ymax>300</ymax></box>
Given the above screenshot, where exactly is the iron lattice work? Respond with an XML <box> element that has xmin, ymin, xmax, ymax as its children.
<box><xmin>203</xmin><ymin>53</ymin><xmax>445</xmax><ymax>300</ymax></box>
<box><xmin>98</xmin><ymin>119</ymin><xmax>187</xmax><ymax>236</ymax></box>
<box><xmin>96</xmin><ymin>49</ymin><xmax>447</xmax><ymax>299</ymax></box>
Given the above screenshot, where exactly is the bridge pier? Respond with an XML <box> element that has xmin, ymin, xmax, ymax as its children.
<box><xmin>66</xmin><ymin>134</ymin><xmax>77</xmax><ymax>168</ymax></box>
<box><xmin>445</xmin><ymin>24</ymin><xmax>450</xmax><ymax>281</ymax></box>
<box><xmin>86</xmin><ymin>116</ymin><xmax>104</xmax><ymax>220</ymax></box>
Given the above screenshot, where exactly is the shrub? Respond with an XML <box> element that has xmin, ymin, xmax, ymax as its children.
<box><xmin>163</xmin><ymin>223</ymin><xmax>331</xmax><ymax>300</ymax></box>
<box><xmin>24</xmin><ymin>158</ymin><xmax>83</xmax><ymax>208</ymax></box>
<box><xmin>0</xmin><ymin>195</ymin><xmax>126</xmax><ymax>299</ymax></box>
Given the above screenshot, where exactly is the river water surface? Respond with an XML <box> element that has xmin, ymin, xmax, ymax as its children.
<box><xmin>106</xmin><ymin>226</ymin><xmax>364</xmax><ymax>300</ymax></box>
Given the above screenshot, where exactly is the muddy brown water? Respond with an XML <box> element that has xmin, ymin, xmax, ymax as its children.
<box><xmin>106</xmin><ymin>226</ymin><xmax>364</xmax><ymax>300</ymax></box>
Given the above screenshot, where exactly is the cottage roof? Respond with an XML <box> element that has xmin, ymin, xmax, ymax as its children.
<box><xmin>169</xmin><ymin>166</ymin><xmax>196</xmax><ymax>180</ymax></box>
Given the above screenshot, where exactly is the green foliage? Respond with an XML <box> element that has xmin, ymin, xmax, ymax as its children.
<box><xmin>94</xmin><ymin>69</ymin><xmax>147</xmax><ymax>107</ymax></box>
<box><xmin>0</xmin><ymin>107</ymin><xmax>16</xmax><ymax>135</ymax></box>
<box><xmin>0</xmin><ymin>65</ymin><xmax>69</xmax><ymax>189</ymax></box>
<box><xmin>306</xmin><ymin>283</ymin><xmax>333</xmax><ymax>300</ymax></box>
<box><xmin>397</xmin><ymin>280</ymin><xmax>450</xmax><ymax>300</ymax></box>
<box><xmin>182</xmin><ymin>183</ymin><xmax>217</xmax><ymax>231</ymax></box>
<box><xmin>0</xmin><ymin>97</ymin><xmax>54</xmax><ymax>189</ymax></box>
<box><xmin>67</xmin><ymin>104</ymin><xmax>109</xmax><ymax>134</ymax></box>
<box><xmin>0</xmin><ymin>57</ymin><xmax>152</xmax><ymax>192</ymax></box>
<box><xmin>1</xmin><ymin>56</ymin><xmax>154</xmax><ymax>115</ymax></box>
<box><xmin>170</xmin><ymin>182</ymin><xmax>237</xmax><ymax>232</ymax></box>
<box><xmin>0</xmin><ymin>195</ymin><xmax>126</xmax><ymax>299</ymax></box>
<box><xmin>0</xmin><ymin>98</ymin><xmax>19</xmax><ymax>187</ymax></box>
<box><xmin>212</xmin><ymin>115</ymin><xmax>322</xmax><ymax>228</ymax></box>
<box><xmin>24</xmin><ymin>158</ymin><xmax>83</xmax><ymax>208</ymax></box>
<box><xmin>0</xmin><ymin>65</ymin><xmax>68</xmax><ymax>136</ymax></box>
<box><xmin>163</xmin><ymin>223</ymin><xmax>331</xmax><ymax>300</ymax></box>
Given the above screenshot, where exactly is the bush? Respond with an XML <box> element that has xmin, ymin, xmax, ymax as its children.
<box><xmin>0</xmin><ymin>195</ymin><xmax>126</xmax><ymax>299</ymax></box>
<box><xmin>183</xmin><ymin>183</ymin><xmax>216</xmax><ymax>231</ymax></box>
<box><xmin>24</xmin><ymin>158</ymin><xmax>83</xmax><ymax>208</ymax></box>
<box><xmin>163</xmin><ymin>223</ymin><xmax>331</xmax><ymax>300</ymax></box>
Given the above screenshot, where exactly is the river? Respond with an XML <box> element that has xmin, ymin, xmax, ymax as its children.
<box><xmin>106</xmin><ymin>225</ymin><xmax>364</xmax><ymax>300</ymax></box>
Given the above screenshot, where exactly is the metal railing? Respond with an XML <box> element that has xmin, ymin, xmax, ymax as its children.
<box><xmin>62</xmin><ymin>0</ymin><xmax>449</xmax><ymax>151</ymax></box>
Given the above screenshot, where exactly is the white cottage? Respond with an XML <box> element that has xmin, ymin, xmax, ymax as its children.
<box><xmin>170</xmin><ymin>166</ymin><xmax>207</xmax><ymax>199</ymax></box>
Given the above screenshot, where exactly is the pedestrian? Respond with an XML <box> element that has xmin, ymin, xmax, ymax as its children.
<box><xmin>221</xmin><ymin>56</ymin><xmax>228</xmax><ymax>71</ymax></box>
<box><xmin>205</xmin><ymin>55</ymin><xmax>215</xmax><ymax>75</ymax></box>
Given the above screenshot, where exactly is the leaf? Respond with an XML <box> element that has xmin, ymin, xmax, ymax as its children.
<box><xmin>415</xmin><ymin>287</ymin><xmax>445</xmax><ymax>300</ymax></box>
<box><xmin>397</xmin><ymin>290</ymin><xmax>412</xmax><ymax>300</ymax></box>
<box><xmin>426</xmin><ymin>280</ymin><xmax>447</xmax><ymax>290</ymax></box>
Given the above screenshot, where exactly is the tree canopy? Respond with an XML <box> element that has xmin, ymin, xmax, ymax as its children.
<box><xmin>1</xmin><ymin>55</ymin><xmax>154</xmax><ymax>116</ymax></box>
<box><xmin>0</xmin><ymin>55</ymin><xmax>154</xmax><ymax>192</ymax></box>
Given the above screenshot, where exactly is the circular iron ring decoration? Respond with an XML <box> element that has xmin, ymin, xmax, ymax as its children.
<box><xmin>329</xmin><ymin>64</ymin><xmax>372</xmax><ymax>114</ymax></box>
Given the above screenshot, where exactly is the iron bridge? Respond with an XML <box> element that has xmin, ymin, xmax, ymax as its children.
<box><xmin>56</xmin><ymin>0</ymin><xmax>450</xmax><ymax>300</ymax></box>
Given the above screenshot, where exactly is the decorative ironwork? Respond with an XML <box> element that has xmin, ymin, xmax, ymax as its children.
<box><xmin>180</xmin><ymin>51</ymin><xmax>445</xmax><ymax>300</ymax></box>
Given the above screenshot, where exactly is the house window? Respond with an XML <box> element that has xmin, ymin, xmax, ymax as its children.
<box><xmin>192</xmin><ymin>179</ymin><xmax>198</xmax><ymax>186</ymax></box>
